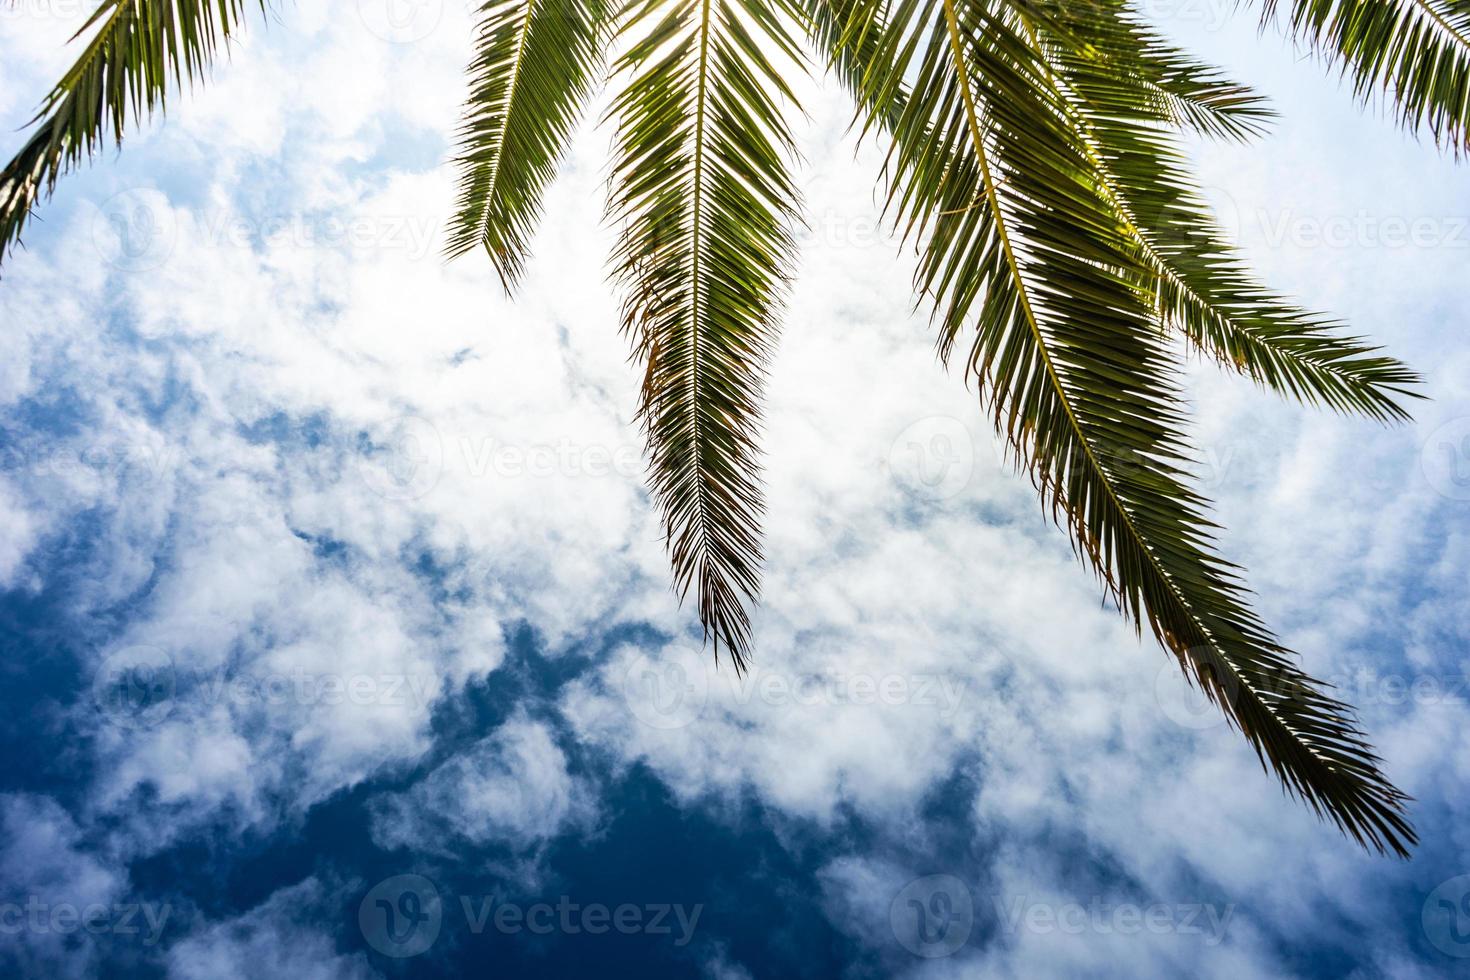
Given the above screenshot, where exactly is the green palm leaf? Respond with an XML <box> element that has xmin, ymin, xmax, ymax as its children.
<box><xmin>605</xmin><ymin>0</ymin><xmax>805</xmax><ymax>666</ymax></box>
<box><xmin>1265</xmin><ymin>0</ymin><xmax>1470</xmax><ymax>150</ymax></box>
<box><xmin>823</xmin><ymin>0</ymin><xmax>1416</xmax><ymax>855</ymax></box>
<box><xmin>0</xmin><ymin>0</ymin><xmax>264</xmax><ymax>265</ymax></box>
<box><xmin>1030</xmin><ymin>0</ymin><xmax>1423</xmax><ymax>421</ymax></box>
<box><xmin>444</xmin><ymin>0</ymin><xmax>612</xmax><ymax>286</ymax></box>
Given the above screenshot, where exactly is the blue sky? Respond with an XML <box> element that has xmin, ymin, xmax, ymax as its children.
<box><xmin>1</xmin><ymin>1</ymin><xmax>1468</xmax><ymax>977</ymax></box>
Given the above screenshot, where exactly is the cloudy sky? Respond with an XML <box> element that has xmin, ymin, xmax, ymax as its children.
<box><xmin>0</xmin><ymin>1</ymin><xmax>1468</xmax><ymax>977</ymax></box>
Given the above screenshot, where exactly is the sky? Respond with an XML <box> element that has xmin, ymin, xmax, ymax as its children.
<box><xmin>0</xmin><ymin>1</ymin><xmax>1468</xmax><ymax>977</ymax></box>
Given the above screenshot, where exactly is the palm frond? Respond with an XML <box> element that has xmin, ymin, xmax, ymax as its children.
<box><xmin>444</xmin><ymin>0</ymin><xmax>612</xmax><ymax>286</ymax></box>
<box><xmin>1016</xmin><ymin>0</ymin><xmax>1276</xmax><ymax>142</ymax></box>
<box><xmin>0</xmin><ymin>0</ymin><xmax>264</xmax><ymax>266</ymax></box>
<box><xmin>605</xmin><ymin>0</ymin><xmax>805</xmax><ymax>667</ymax></box>
<box><xmin>823</xmin><ymin>0</ymin><xmax>1416</xmax><ymax>856</ymax></box>
<box><xmin>1028</xmin><ymin>0</ymin><xmax>1423</xmax><ymax>421</ymax></box>
<box><xmin>1265</xmin><ymin>0</ymin><xmax>1470</xmax><ymax>150</ymax></box>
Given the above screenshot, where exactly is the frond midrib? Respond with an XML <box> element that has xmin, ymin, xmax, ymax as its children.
<box><xmin>686</xmin><ymin>0</ymin><xmax>716</xmax><ymax>558</ymax></box>
<box><xmin>470</xmin><ymin>0</ymin><xmax>542</xmax><ymax>247</ymax></box>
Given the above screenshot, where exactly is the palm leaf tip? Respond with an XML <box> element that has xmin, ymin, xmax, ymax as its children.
<box><xmin>607</xmin><ymin>0</ymin><xmax>804</xmax><ymax>669</ymax></box>
<box><xmin>1172</xmin><ymin>639</ymin><xmax>1417</xmax><ymax>858</ymax></box>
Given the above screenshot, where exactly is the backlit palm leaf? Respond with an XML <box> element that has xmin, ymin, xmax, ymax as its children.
<box><xmin>0</xmin><ymin>0</ymin><xmax>264</xmax><ymax>264</ymax></box>
<box><xmin>1266</xmin><ymin>0</ymin><xmax>1470</xmax><ymax>150</ymax></box>
<box><xmin>1030</xmin><ymin>0</ymin><xmax>1423</xmax><ymax>420</ymax></box>
<box><xmin>605</xmin><ymin>0</ymin><xmax>805</xmax><ymax>666</ymax></box>
<box><xmin>820</xmin><ymin>0</ymin><xmax>1416</xmax><ymax>855</ymax></box>
<box><xmin>444</xmin><ymin>0</ymin><xmax>612</xmax><ymax>286</ymax></box>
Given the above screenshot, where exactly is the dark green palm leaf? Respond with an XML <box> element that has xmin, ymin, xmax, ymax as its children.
<box><xmin>820</xmin><ymin>0</ymin><xmax>1416</xmax><ymax>856</ymax></box>
<box><xmin>1029</xmin><ymin>0</ymin><xmax>1423</xmax><ymax>421</ymax></box>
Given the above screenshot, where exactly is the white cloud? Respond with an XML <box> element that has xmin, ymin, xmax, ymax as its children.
<box><xmin>369</xmin><ymin>712</ymin><xmax>596</xmax><ymax>857</ymax></box>
<box><xmin>166</xmin><ymin>878</ymin><xmax>374</xmax><ymax>980</ymax></box>
<box><xmin>0</xmin><ymin>794</ymin><xmax>129</xmax><ymax>979</ymax></box>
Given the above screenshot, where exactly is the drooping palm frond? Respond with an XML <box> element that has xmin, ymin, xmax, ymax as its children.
<box><xmin>1264</xmin><ymin>0</ymin><xmax>1470</xmax><ymax>151</ymax></box>
<box><xmin>1014</xmin><ymin>0</ymin><xmax>1277</xmax><ymax>143</ymax></box>
<box><xmin>444</xmin><ymin>0</ymin><xmax>612</xmax><ymax>286</ymax></box>
<box><xmin>605</xmin><ymin>0</ymin><xmax>805</xmax><ymax>667</ymax></box>
<box><xmin>0</xmin><ymin>0</ymin><xmax>264</xmax><ymax>265</ymax></box>
<box><xmin>1025</xmin><ymin>0</ymin><xmax>1423</xmax><ymax>421</ymax></box>
<box><xmin>819</xmin><ymin>0</ymin><xmax>1416</xmax><ymax>856</ymax></box>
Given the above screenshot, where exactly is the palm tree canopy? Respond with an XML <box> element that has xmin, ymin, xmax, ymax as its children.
<box><xmin>2</xmin><ymin>0</ymin><xmax>1452</xmax><ymax>858</ymax></box>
